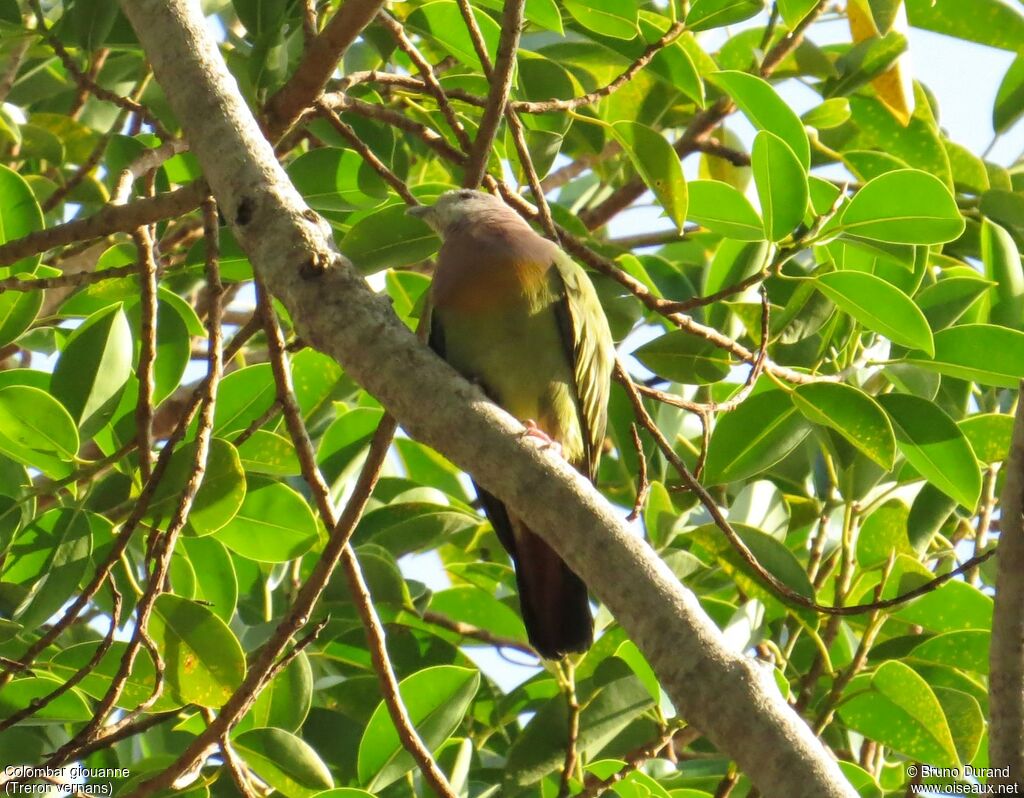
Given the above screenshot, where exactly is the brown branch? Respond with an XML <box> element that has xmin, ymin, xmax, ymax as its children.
<box><xmin>0</xmin><ymin>583</ymin><xmax>121</xmax><ymax>733</ymax></box>
<box><xmin>421</xmin><ymin>609</ymin><xmax>536</xmax><ymax>657</ymax></box>
<box><xmin>558</xmin><ymin>661</ymin><xmax>581</xmax><ymax>798</ymax></box>
<box><xmin>46</xmin><ymin>197</ymin><xmax>224</xmax><ymax>766</ymax></box>
<box><xmin>0</xmin><ymin>216</ymin><xmax>258</xmax><ymax>697</ymax></box>
<box><xmin>263</xmin><ymin>0</ymin><xmax>386</xmax><ymax>141</ymax></box>
<box><xmin>315</xmin><ymin>103</ymin><xmax>419</xmax><ymax>205</ymax></box>
<box><xmin>580</xmin><ymin>1</ymin><xmax>829</xmax><ymax>231</ymax></box>
<box><xmin>0</xmin><ymin>38</ymin><xmax>29</xmax><ymax>104</ymax></box>
<box><xmin>0</xmin><ymin>262</ymin><xmax>138</xmax><ymax>293</ymax></box>
<box><xmin>990</xmin><ymin>386</ymin><xmax>1024</xmax><ymax>790</ymax></box>
<box><xmin>320</xmin><ymin>94</ymin><xmax>468</xmax><ymax>165</ymax></box>
<box><xmin>0</xmin><ymin>181</ymin><xmax>208</xmax><ymax>267</ymax></box>
<box><xmin>113</xmin><ymin>139</ymin><xmax>188</xmax><ymax>205</ymax></box>
<box><xmin>626</xmin><ymin>423</ymin><xmax>650</xmax><ymax>523</ymax></box>
<box><xmin>579</xmin><ymin>725</ymin><xmax>692</xmax><ymax>798</ymax></box>
<box><xmin>29</xmin><ymin>0</ymin><xmax>171</xmax><ymax>139</ymax></box>
<box><xmin>377</xmin><ymin>12</ymin><xmax>472</xmax><ymax>152</ymax></box>
<box><xmin>133</xmin><ymin>225</ymin><xmax>159</xmax><ymax>482</ymax></box>
<box><xmin>617</xmin><ymin>361</ymin><xmax>999</xmax><ymax>617</ymax></box>
<box><xmin>462</xmin><ymin>0</ymin><xmax>524</xmax><ymax>188</ymax></box>
<box><xmin>518</xmin><ymin>21</ymin><xmax>686</xmax><ymax>113</ymax></box>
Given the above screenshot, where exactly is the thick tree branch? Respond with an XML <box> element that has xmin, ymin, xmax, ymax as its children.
<box><xmin>263</xmin><ymin>0</ymin><xmax>387</xmax><ymax>140</ymax></box>
<box><xmin>990</xmin><ymin>386</ymin><xmax>1024</xmax><ymax>790</ymax></box>
<box><xmin>0</xmin><ymin>182</ymin><xmax>207</xmax><ymax>266</ymax></box>
<box><xmin>115</xmin><ymin>2</ymin><xmax>856</xmax><ymax>796</ymax></box>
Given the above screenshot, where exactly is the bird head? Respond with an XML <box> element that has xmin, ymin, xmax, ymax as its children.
<box><xmin>407</xmin><ymin>189</ymin><xmax>516</xmax><ymax>236</ymax></box>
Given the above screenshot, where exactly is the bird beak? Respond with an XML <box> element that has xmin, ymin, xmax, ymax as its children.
<box><xmin>406</xmin><ymin>205</ymin><xmax>430</xmax><ymax>219</ymax></box>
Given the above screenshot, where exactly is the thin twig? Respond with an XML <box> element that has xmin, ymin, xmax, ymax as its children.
<box><xmin>29</xmin><ymin>0</ymin><xmax>170</xmax><ymax>139</ymax></box>
<box><xmin>616</xmin><ymin>361</ymin><xmax>999</xmax><ymax>617</ymax></box>
<box><xmin>558</xmin><ymin>660</ymin><xmax>580</xmax><ymax>798</ymax></box>
<box><xmin>0</xmin><ymin>583</ymin><xmax>121</xmax><ymax>732</ymax></box>
<box><xmin>463</xmin><ymin>0</ymin><xmax>524</xmax><ymax>187</ymax></box>
<box><xmin>421</xmin><ymin>610</ymin><xmax>536</xmax><ymax>657</ymax></box>
<box><xmin>377</xmin><ymin>12</ymin><xmax>472</xmax><ymax>152</ymax></box>
<box><xmin>133</xmin><ymin>225</ymin><xmax>159</xmax><ymax>482</ymax></box>
<box><xmin>627</xmin><ymin>423</ymin><xmax>650</xmax><ymax>523</ymax></box>
<box><xmin>315</xmin><ymin>102</ymin><xmax>419</xmax><ymax>205</ymax></box>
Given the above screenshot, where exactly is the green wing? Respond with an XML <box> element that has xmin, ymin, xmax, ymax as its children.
<box><xmin>550</xmin><ymin>250</ymin><xmax>614</xmax><ymax>483</ymax></box>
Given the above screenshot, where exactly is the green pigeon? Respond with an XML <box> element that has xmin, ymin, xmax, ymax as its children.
<box><xmin>409</xmin><ymin>189</ymin><xmax>614</xmax><ymax>659</ymax></box>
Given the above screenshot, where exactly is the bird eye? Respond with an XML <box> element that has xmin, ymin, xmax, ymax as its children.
<box><xmin>457</xmin><ymin>189</ymin><xmax>475</xmax><ymax>199</ymax></box>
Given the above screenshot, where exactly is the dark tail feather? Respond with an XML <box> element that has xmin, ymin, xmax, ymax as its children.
<box><xmin>474</xmin><ymin>482</ymin><xmax>593</xmax><ymax>659</ymax></box>
<box><xmin>513</xmin><ymin>525</ymin><xmax>593</xmax><ymax>659</ymax></box>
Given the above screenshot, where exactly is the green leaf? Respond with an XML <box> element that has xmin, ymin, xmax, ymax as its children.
<box><xmin>910</xmin><ymin>630</ymin><xmax>990</xmax><ymax>675</ymax></box>
<box><xmin>895</xmin><ymin>580</ymin><xmax>992</xmax><ymax>632</ymax></box>
<box><xmin>144</xmin><ymin>438</ymin><xmax>246</xmax><ymax>536</ymax></box>
<box><xmin>248</xmin><ymin>651</ymin><xmax>312</xmax><ymax>731</ymax></box>
<box><xmin>687</xmin><ymin>180</ymin><xmax>764</xmax><ymax>241</ymax></box>
<box><xmin>406</xmin><ymin>1</ymin><xmax>500</xmax><ymax>71</ymax></box>
<box><xmin>868</xmin><ymin>0</ymin><xmax>903</xmax><ymax>32</ymax></box>
<box><xmin>48</xmin><ymin>641</ymin><xmax>181</xmax><ymax>712</ymax></box>
<box><xmin>909</xmin><ymin>324</ymin><xmax>1024</xmax><ymax>388</ymax></box>
<box><xmin>505</xmin><ymin>658</ymin><xmax>654</xmax><ymax>786</ymax></box>
<box><xmin>213</xmin><ymin>363</ymin><xmax>276</xmax><ymax>436</ymax></box>
<box><xmin>2</xmin><ymin>508</ymin><xmax>92</xmax><ymax>629</ymax></box>
<box><xmin>0</xmin><ymin>386</ymin><xmax>79</xmax><ymax>459</ymax></box>
<box><xmin>857</xmin><ymin>501</ymin><xmax>913</xmax><ymax>567</ymax></box>
<box><xmin>981</xmin><ymin>218</ymin><xmax>1024</xmax><ymax>328</ymax></box>
<box><xmin>905</xmin><ymin>0</ymin><xmax>1024</xmax><ymax>53</ymax></box>
<box><xmin>801</xmin><ymin>98</ymin><xmax>852</xmax><ymax>130</ymax></box>
<box><xmin>690</xmin><ymin>522</ymin><xmax>816</xmax><ymax>612</ymax></box>
<box><xmin>148</xmin><ymin>593</ymin><xmax>246</xmax><ymax>707</ymax></box>
<box><xmin>822</xmin><ymin>31</ymin><xmax>907</xmax><ymax>99</ymax></box>
<box><xmin>611</xmin><ymin>122</ymin><xmax>687</xmax><ymax>231</ymax></box>
<box><xmin>0</xmin><ymin>677</ymin><xmax>91</xmax><ymax>724</ymax></box>
<box><xmin>994</xmin><ymin>55</ymin><xmax>1024</xmax><ymax>133</ymax></box>
<box><xmin>564</xmin><ymin>0</ymin><xmax>638</xmax><ymax>39</ymax></box>
<box><xmin>429</xmin><ymin>586</ymin><xmax>528</xmax><ymax>642</ymax></box>
<box><xmin>51</xmin><ymin>304</ymin><xmax>133</xmax><ymax>437</ymax></box>
<box><xmin>839</xmin><ymin>661</ymin><xmax>959</xmax><ymax>769</ymax></box>
<box><xmin>793</xmin><ymin>383</ymin><xmax>895</xmax><ymax>468</ymax></box>
<box><xmin>708</xmin><ymin>71</ymin><xmax>810</xmax><ymax>169</ymax></box>
<box><xmin>180</xmin><ymin>536</ymin><xmax>237</xmax><ymax>624</ymax></box>
<box><xmin>287</xmin><ymin>148</ymin><xmax>388</xmax><ymax>212</ymax></box>
<box><xmin>0</xmin><ymin>290</ymin><xmax>42</xmax><ymax>349</ymax></box>
<box><xmin>633</xmin><ymin>331</ymin><xmax>731</xmax><ymax>384</ymax></box>
<box><xmin>777</xmin><ymin>0</ymin><xmax>820</xmax><ymax>27</ymax></box>
<box><xmin>752</xmin><ymin>131</ymin><xmax>808</xmax><ymax>242</ymax></box>
<box><xmin>0</xmin><ymin>164</ymin><xmax>44</xmax><ymax>277</ymax></box>
<box><xmin>878</xmin><ymin>393</ymin><xmax>981</xmax><ymax>510</ymax></box>
<box><xmin>340</xmin><ymin>204</ymin><xmax>440</xmax><ymax>274</ymax></box>
<box><xmin>234</xmin><ymin>728</ymin><xmax>333</xmax><ymax>798</ymax></box>
<box><xmin>915</xmin><ymin>274</ymin><xmax>994</xmax><ymax>331</ymax></box>
<box><xmin>237</xmin><ymin>430</ymin><xmax>303</xmax><ymax>476</ymax></box>
<box><xmin>704</xmin><ymin>389</ymin><xmax>811</xmax><ymax>485</ymax></box>
<box><xmin>958</xmin><ymin>413</ymin><xmax>1013</xmax><ymax>464</ymax></box>
<box><xmin>357</xmin><ymin>665</ymin><xmax>480</xmax><ymax>791</ymax></box>
<box><xmin>687</xmin><ymin>0</ymin><xmax>764</xmax><ymax>32</ymax></box>
<box><xmin>214</xmin><ymin>478</ymin><xmax>319</xmax><ymax>562</ymax></box>
<box><xmin>70</xmin><ymin>0</ymin><xmax>119</xmax><ymax>48</ymax></box>
<box><xmin>815</xmin><ymin>271</ymin><xmax>934</xmax><ymax>355</ymax></box>
<box><xmin>840</xmin><ymin>170</ymin><xmax>964</xmax><ymax>244</ymax></box>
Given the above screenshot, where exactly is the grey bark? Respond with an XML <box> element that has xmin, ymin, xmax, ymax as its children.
<box><xmin>117</xmin><ymin>2</ymin><xmax>856</xmax><ymax>796</ymax></box>
<box><xmin>990</xmin><ymin>386</ymin><xmax>1024</xmax><ymax>789</ymax></box>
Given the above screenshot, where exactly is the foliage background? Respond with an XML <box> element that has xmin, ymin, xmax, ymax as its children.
<box><xmin>0</xmin><ymin>0</ymin><xmax>1022</xmax><ymax>795</ymax></box>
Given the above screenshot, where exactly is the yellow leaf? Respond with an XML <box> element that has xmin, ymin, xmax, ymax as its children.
<box><xmin>848</xmin><ymin>0</ymin><xmax>914</xmax><ymax>125</ymax></box>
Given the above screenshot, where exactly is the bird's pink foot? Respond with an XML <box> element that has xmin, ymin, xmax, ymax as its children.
<box><xmin>523</xmin><ymin>420</ymin><xmax>562</xmax><ymax>457</ymax></box>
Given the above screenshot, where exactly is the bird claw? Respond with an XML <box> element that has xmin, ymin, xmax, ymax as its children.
<box><xmin>523</xmin><ymin>420</ymin><xmax>562</xmax><ymax>457</ymax></box>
